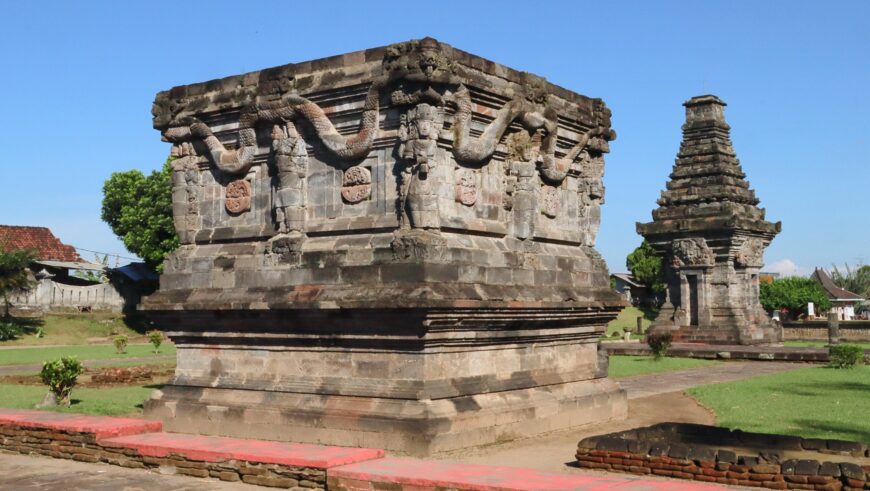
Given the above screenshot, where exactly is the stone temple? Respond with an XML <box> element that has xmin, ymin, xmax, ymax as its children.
<box><xmin>637</xmin><ymin>95</ymin><xmax>781</xmax><ymax>345</ymax></box>
<box><xmin>142</xmin><ymin>38</ymin><xmax>627</xmax><ymax>456</ymax></box>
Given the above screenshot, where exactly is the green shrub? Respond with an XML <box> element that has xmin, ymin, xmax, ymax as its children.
<box><xmin>113</xmin><ymin>334</ymin><xmax>128</xmax><ymax>354</ymax></box>
<box><xmin>647</xmin><ymin>332</ymin><xmax>673</xmax><ymax>360</ymax></box>
<box><xmin>828</xmin><ymin>344</ymin><xmax>865</xmax><ymax>369</ymax></box>
<box><xmin>40</xmin><ymin>357</ymin><xmax>83</xmax><ymax>406</ymax></box>
<box><xmin>0</xmin><ymin>321</ymin><xmax>22</xmax><ymax>341</ymax></box>
<box><xmin>148</xmin><ymin>330</ymin><xmax>163</xmax><ymax>353</ymax></box>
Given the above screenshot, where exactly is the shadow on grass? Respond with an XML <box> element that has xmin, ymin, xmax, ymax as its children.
<box><xmin>120</xmin><ymin>313</ymin><xmax>153</xmax><ymax>335</ymax></box>
<box><xmin>638</xmin><ymin>306</ymin><xmax>660</xmax><ymax>322</ymax></box>
<box><xmin>776</xmin><ymin>381</ymin><xmax>870</xmax><ymax>397</ymax></box>
<box><xmin>792</xmin><ymin>419</ymin><xmax>870</xmax><ymax>445</ymax></box>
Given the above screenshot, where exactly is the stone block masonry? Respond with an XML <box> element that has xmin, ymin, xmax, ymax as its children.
<box><xmin>143</xmin><ymin>37</ymin><xmax>627</xmax><ymax>455</ymax></box>
<box><xmin>576</xmin><ymin>423</ymin><xmax>870</xmax><ymax>490</ymax></box>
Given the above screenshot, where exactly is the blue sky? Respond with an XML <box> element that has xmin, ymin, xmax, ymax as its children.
<box><xmin>1</xmin><ymin>1</ymin><xmax>867</xmax><ymax>274</ymax></box>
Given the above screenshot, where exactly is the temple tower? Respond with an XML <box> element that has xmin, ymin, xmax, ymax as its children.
<box><xmin>637</xmin><ymin>95</ymin><xmax>781</xmax><ymax>345</ymax></box>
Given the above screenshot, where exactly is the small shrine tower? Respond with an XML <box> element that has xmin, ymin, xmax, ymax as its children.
<box><xmin>637</xmin><ymin>95</ymin><xmax>781</xmax><ymax>345</ymax></box>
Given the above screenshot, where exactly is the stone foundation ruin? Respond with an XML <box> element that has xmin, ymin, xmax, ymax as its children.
<box><xmin>142</xmin><ymin>38</ymin><xmax>627</xmax><ymax>456</ymax></box>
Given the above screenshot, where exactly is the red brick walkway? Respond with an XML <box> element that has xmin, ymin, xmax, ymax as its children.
<box><xmin>0</xmin><ymin>408</ymin><xmax>728</xmax><ymax>490</ymax></box>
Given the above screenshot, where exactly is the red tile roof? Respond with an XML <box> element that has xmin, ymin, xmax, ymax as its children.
<box><xmin>0</xmin><ymin>225</ymin><xmax>81</xmax><ymax>262</ymax></box>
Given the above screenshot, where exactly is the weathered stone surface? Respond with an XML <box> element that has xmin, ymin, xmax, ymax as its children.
<box><xmin>637</xmin><ymin>95</ymin><xmax>782</xmax><ymax>345</ymax></box>
<box><xmin>142</xmin><ymin>38</ymin><xmax>626</xmax><ymax>455</ymax></box>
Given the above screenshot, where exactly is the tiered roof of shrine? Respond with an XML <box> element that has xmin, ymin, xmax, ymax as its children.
<box><xmin>638</xmin><ymin>95</ymin><xmax>781</xmax><ymax>237</ymax></box>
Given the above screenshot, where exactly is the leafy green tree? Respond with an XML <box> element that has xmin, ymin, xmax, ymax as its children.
<box><xmin>101</xmin><ymin>159</ymin><xmax>178</xmax><ymax>271</ymax></box>
<box><xmin>830</xmin><ymin>263</ymin><xmax>870</xmax><ymax>298</ymax></box>
<box><xmin>0</xmin><ymin>248</ymin><xmax>36</xmax><ymax>319</ymax></box>
<box><xmin>760</xmin><ymin>276</ymin><xmax>832</xmax><ymax>319</ymax></box>
<box><xmin>626</xmin><ymin>241</ymin><xmax>665</xmax><ymax>294</ymax></box>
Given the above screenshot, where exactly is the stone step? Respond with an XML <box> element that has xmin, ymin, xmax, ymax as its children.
<box><xmin>328</xmin><ymin>456</ymin><xmax>725</xmax><ymax>490</ymax></box>
<box><xmin>0</xmin><ymin>408</ymin><xmax>162</xmax><ymax>439</ymax></box>
<box><xmin>99</xmin><ymin>431</ymin><xmax>384</xmax><ymax>469</ymax></box>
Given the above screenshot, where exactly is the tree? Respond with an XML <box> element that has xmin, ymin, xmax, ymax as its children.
<box><xmin>830</xmin><ymin>263</ymin><xmax>870</xmax><ymax>298</ymax></box>
<box><xmin>759</xmin><ymin>276</ymin><xmax>832</xmax><ymax>319</ymax></box>
<box><xmin>0</xmin><ymin>248</ymin><xmax>36</xmax><ymax>319</ymax></box>
<box><xmin>101</xmin><ymin>159</ymin><xmax>178</xmax><ymax>271</ymax></box>
<box><xmin>626</xmin><ymin>241</ymin><xmax>665</xmax><ymax>294</ymax></box>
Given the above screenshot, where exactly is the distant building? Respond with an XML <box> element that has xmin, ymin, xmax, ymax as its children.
<box><xmin>810</xmin><ymin>268</ymin><xmax>864</xmax><ymax>320</ymax></box>
<box><xmin>0</xmin><ymin>225</ymin><xmax>155</xmax><ymax>313</ymax></box>
<box><xmin>610</xmin><ymin>273</ymin><xmax>662</xmax><ymax>307</ymax></box>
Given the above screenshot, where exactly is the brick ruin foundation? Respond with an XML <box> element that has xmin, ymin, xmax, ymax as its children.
<box><xmin>576</xmin><ymin>423</ymin><xmax>870</xmax><ymax>490</ymax></box>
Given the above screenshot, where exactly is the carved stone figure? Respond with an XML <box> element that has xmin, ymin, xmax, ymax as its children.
<box><xmin>272</xmin><ymin>123</ymin><xmax>308</xmax><ymax>233</ymax></box>
<box><xmin>398</xmin><ymin>103</ymin><xmax>443</xmax><ymax>229</ymax></box>
<box><xmin>504</xmin><ymin>130</ymin><xmax>541</xmax><ymax>239</ymax></box>
<box><xmin>638</xmin><ymin>95</ymin><xmax>781</xmax><ymax>345</ymax></box>
<box><xmin>225</xmin><ymin>180</ymin><xmax>252</xmax><ymax>214</ymax></box>
<box><xmin>169</xmin><ymin>141</ymin><xmax>203</xmax><ymax>244</ymax></box>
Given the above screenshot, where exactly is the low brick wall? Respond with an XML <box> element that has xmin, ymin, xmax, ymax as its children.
<box><xmin>0</xmin><ymin>424</ymin><xmax>328</xmax><ymax>488</ymax></box>
<box><xmin>783</xmin><ymin>322</ymin><xmax>870</xmax><ymax>342</ymax></box>
<box><xmin>576</xmin><ymin>424</ymin><xmax>870</xmax><ymax>490</ymax></box>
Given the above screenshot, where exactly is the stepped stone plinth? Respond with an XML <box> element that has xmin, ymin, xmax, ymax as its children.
<box><xmin>142</xmin><ymin>38</ymin><xmax>627</xmax><ymax>455</ymax></box>
<box><xmin>637</xmin><ymin>95</ymin><xmax>782</xmax><ymax>345</ymax></box>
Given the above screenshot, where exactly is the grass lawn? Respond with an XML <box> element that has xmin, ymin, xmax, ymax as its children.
<box><xmin>0</xmin><ymin>384</ymin><xmax>157</xmax><ymax>416</ymax></box>
<box><xmin>688</xmin><ymin>365</ymin><xmax>870</xmax><ymax>443</ymax></box>
<box><xmin>608</xmin><ymin>355</ymin><xmax>719</xmax><ymax>378</ymax></box>
<box><xmin>606</xmin><ymin>306</ymin><xmax>659</xmax><ymax>336</ymax></box>
<box><xmin>2</xmin><ymin>312</ymin><xmax>151</xmax><ymax>346</ymax></box>
<box><xmin>0</xmin><ymin>344</ymin><xmax>175</xmax><ymax>366</ymax></box>
<box><xmin>784</xmin><ymin>340</ymin><xmax>870</xmax><ymax>350</ymax></box>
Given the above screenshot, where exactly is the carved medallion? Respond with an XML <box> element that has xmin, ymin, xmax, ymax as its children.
<box><xmin>541</xmin><ymin>186</ymin><xmax>560</xmax><ymax>218</ymax></box>
<box><xmin>672</xmin><ymin>238</ymin><xmax>714</xmax><ymax>267</ymax></box>
<box><xmin>454</xmin><ymin>169</ymin><xmax>477</xmax><ymax>206</ymax></box>
<box><xmin>341</xmin><ymin>166</ymin><xmax>372</xmax><ymax>204</ymax></box>
<box><xmin>735</xmin><ymin>238</ymin><xmax>765</xmax><ymax>268</ymax></box>
<box><xmin>225</xmin><ymin>180</ymin><xmax>251</xmax><ymax>214</ymax></box>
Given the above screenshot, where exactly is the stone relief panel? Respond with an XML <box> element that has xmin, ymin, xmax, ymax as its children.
<box><xmin>341</xmin><ymin>166</ymin><xmax>372</xmax><ymax>204</ymax></box>
<box><xmin>225</xmin><ymin>180</ymin><xmax>252</xmax><ymax>214</ymax></box>
<box><xmin>671</xmin><ymin>238</ymin><xmax>715</xmax><ymax>268</ymax></box>
<box><xmin>540</xmin><ymin>186</ymin><xmax>560</xmax><ymax>218</ymax></box>
<box><xmin>453</xmin><ymin>168</ymin><xmax>477</xmax><ymax>206</ymax></box>
<box><xmin>734</xmin><ymin>237</ymin><xmax>765</xmax><ymax>268</ymax></box>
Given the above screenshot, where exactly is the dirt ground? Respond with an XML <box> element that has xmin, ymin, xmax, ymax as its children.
<box><xmin>438</xmin><ymin>391</ymin><xmax>716</xmax><ymax>473</ymax></box>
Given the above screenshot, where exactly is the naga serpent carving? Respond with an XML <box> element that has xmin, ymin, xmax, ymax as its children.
<box><xmin>163</xmin><ymin>79</ymin><xmax>385</xmax><ymax>175</ymax></box>
<box><xmin>449</xmin><ymin>84</ymin><xmax>613</xmax><ymax>184</ymax></box>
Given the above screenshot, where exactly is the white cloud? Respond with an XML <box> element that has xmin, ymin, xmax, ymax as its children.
<box><xmin>764</xmin><ymin>259</ymin><xmax>812</xmax><ymax>277</ymax></box>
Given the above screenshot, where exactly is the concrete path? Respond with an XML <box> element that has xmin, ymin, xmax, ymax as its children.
<box><xmin>617</xmin><ymin>360</ymin><xmax>809</xmax><ymax>399</ymax></box>
<box><xmin>0</xmin><ymin>355</ymin><xmax>174</xmax><ymax>375</ymax></box>
<box><xmin>0</xmin><ymin>451</ymin><xmax>249</xmax><ymax>490</ymax></box>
